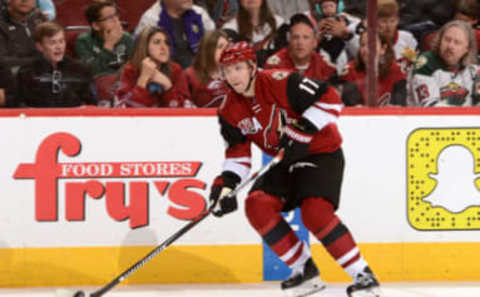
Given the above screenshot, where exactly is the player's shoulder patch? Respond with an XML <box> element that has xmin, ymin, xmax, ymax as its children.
<box><xmin>271</xmin><ymin>71</ymin><xmax>289</xmax><ymax>80</ymax></box>
<box><xmin>266</xmin><ymin>54</ymin><xmax>281</xmax><ymax>66</ymax></box>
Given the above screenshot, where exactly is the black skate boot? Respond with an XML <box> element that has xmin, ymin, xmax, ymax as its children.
<box><xmin>346</xmin><ymin>266</ymin><xmax>382</xmax><ymax>297</ymax></box>
<box><xmin>281</xmin><ymin>258</ymin><xmax>326</xmax><ymax>297</ymax></box>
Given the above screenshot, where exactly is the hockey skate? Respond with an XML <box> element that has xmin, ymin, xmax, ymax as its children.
<box><xmin>346</xmin><ymin>267</ymin><xmax>383</xmax><ymax>297</ymax></box>
<box><xmin>281</xmin><ymin>258</ymin><xmax>326</xmax><ymax>297</ymax></box>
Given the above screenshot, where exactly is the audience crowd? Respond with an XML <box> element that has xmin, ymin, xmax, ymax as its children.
<box><xmin>1</xmin><ymin>0</ymin><xmax>480</xmax><ymax>108</ymax></box>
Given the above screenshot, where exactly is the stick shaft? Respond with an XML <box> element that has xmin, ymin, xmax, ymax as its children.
<box><xmin>88</xmin><ymin>151</ymin><xmax>284</xmax><ymax>297</ymax></box>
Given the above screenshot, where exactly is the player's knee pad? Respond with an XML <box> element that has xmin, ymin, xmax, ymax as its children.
<box><xmin>245</xmin><ymin>190</ymin><xmax>284</xmax><ymax>234</ymax></box>
<box><xmin>300</xmin><ymin>197</ymin><xmax>336</xmax><ymax>234</ymax></box>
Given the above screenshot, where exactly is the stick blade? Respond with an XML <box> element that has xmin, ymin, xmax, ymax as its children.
<box><xmin>55</xmin><ymin>289</ymin><xmax>85</xmax><ymax>297</ymax></box>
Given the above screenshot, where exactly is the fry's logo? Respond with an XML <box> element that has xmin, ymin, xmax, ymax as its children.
<box><xmin>13</xmin><ymin>132</ymin><xmax>207</xmax><ymax>229</ymax></box>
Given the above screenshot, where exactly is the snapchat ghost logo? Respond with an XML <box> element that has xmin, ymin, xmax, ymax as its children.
<box><xmin>423</xmin><ymin>145</ymin><xmax>480</xmax><ymax>213</ymax></box>
<box><xmin>407</xmin><ymin>128</ymin><xmax>480</xmax><ymax>230</ymax></box>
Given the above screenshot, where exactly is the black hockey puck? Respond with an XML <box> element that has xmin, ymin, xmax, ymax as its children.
<box><xmin>74</xmin><ymin>291</ymin><xmax>85</xmax><ymax>297</ymax></box>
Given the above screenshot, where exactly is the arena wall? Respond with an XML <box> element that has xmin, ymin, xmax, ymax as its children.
<box><xmin>1</xmin><ymin>107</ymin><xmax>480</xmax><ymax>287</ymax></box>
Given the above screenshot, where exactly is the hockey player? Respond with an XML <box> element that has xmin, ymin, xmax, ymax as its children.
<box><xmin>209</xmin><ymin>41</ymin><xmax>382</xmax><ymax>297</ymax></box>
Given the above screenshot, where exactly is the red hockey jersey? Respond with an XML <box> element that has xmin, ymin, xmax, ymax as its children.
<box><xmin>184</xmin><ymin>66</ymin><xmax>229</xmax><ymax>107</ymax></box>
<box><xmin>218</xmin><ymin>69</ymin><xmax>343</xmax><ymax>180</ymax></box>
<box><xmin>264</xmin><ymin>48</ymin><xmax>336</xmax><ymax>81</ymax></box>
<box><xmin>338</xmin><ymin>60</ymin><xmax>406</xmax><ymax>106</ymax></box>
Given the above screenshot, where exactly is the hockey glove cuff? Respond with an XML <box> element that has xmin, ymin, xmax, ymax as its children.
<box><xmin>279</xmin><ymin>117</ymin><xmax>317</xmax><ymax>167</ymax></box>
<box><xmin>209</xmin><ymin>171</ymin><xmax>241</xmax><ymax>217</ymax></box>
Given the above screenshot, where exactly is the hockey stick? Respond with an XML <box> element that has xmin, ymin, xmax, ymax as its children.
<box><xmin>57</xmin><ymin>150</ymin><xmax>284</xmax><ymax>297</ymax></box>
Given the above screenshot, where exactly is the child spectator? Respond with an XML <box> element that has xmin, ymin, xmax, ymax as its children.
<box><xmin>135</xmin><ymin>0</ymin><xmax>215</xmax><ymax>69</ymax></box>
<box><xmin>75</xmin><ymin>0</ymin><xmax>134</xmax><ymax>77</ymax></box>
<box><xmin>16</xmin><ymin>22</ymin><xmax>96</xmax><ymax>107</ymax></box>
<box><xmin>336</xmin><ymin>31</ymin><xmax>407</xmax><ymax>106</ymax></box>
<box><xmin>0</xmin><ymin>0</ymin><xmax>47</xmax><ymax>72</ymax></box>
<box><xmin>116</xmin><ymin>26</ymin><xmax>192</xmax><ymax>108</ymax></box>
<box><xmin>264</xmin><ymin>13</ymin><xmax>336</xmax><ymax>80</ymax></box>
<box><xmin>222</xmin><ymin>0</ymin><xmax>285</xmax><ymax>66</ymax></box>
<box><xmin>308</xmin><ymin>0</ymin><xmax>361</xmax><ymax>72</ymax></box>
<box><xmin>184</xmin><ymin>29</ymin><xmax>229</xmax><ymax>107</ymax></box>
<box><xmin>412</xmin><ymin>20</ymin><xmax>480</xmax><ymax>106</ymax></box>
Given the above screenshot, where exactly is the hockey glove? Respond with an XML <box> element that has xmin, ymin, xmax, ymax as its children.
<box><xmin>209</xmin><ymin>171</ymin><xmax>241</xmax><ymax>217</ymax></box>
<box><xmin>279</xmin><ymin>117</ymin><xmax>317</xmax><ymax>167</ymax></box>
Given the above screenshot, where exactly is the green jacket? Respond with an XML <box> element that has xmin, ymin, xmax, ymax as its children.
<box><xmin>75</xmin><ymin>30</ymin><xmax>134</xmax><ymax>77</ymax></box>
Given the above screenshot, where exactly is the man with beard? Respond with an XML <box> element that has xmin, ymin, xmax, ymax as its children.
<box><xmin>16</xmin><ymin>22</ymin><xmax>96</xmax><ymax>107</ymax></box>
<box><xmin>412</xmin><ymin>20</ymin><xmax>480</xmax><ymax>106</ymax></box>
<box><xmin>377</xmin><ymin>0</ymin><xmax>417</xmax><ymax>61</ymax></box>
<box><xmin>135</xmin><ymin>0</ymin><xmax>215</xmax><ymax>69</ymax></box>
<box><xmin>0</xmin><ymin>0</ymin><xmax>47</xmax><ymax>72</ymax></box>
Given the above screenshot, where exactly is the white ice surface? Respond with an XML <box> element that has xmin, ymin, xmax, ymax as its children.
<box><xmin>1</xmin><ymin>282</ymin><xmax>480</xmax><ymax>297</ymax></box>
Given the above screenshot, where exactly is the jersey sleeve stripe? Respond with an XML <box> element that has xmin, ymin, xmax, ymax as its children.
<box><xmin>303</xmin><ymin>105</ymin><xmax>339</xmax><ymax>131</ymax></box>
<box><xmin>314</xmin><ymin>102</ymin><xmax>343</xmax><ymax>113</ymax></box>
<box><xmin>223</xmin><ymin>158</ymin><xmax>251</xmax><ymax>181</ymax></box>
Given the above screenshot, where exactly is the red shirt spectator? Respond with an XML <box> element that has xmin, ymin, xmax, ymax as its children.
<box><xmin>116</xmin><ymin>61</ymin><xmax>189</xmax><ymax>107</ymax></box>
<box><xmin>265</xmin><ymin>47</ymin><xmax>335</xmax><ymax>80</ymax></box>
<box><xmin>184</xmin><ymin>67</ymin><xmax>228</xmax><ymax>107</ymax></box>
<box><xmin>183</xmin><ymin>29</ymin><xmax>229</xmax><ymax>107</ymax></box>
<box><xmin>264</xmin><ymin>13</ymin><xmax>336</xmax><ymax>80</ymax></box>
<box><xmin>115</xmin><ymin>26</ymin><xmax>191</xmax><ymax>107</ymax></box>
<box><xmin>336</xmin><ymin>30</ymin><xmax>407</xmax><ymax>106</ymax></box>
<box><xmin>339</xmin><ymin>60</ymin><xmax>406</xmax><ymax>106</ymax></box>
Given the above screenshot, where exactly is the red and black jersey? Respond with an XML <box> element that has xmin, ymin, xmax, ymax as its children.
<box><xmin>338</xmin><ymin>61</ymin><xmax>407</xmax><ymax>106</ymax></box>
<box><xmin>264</xmin><ymin>48</ymin><xmax>336</xmax><ymax>81</ymax></box>
<box><xmin>218</xmin><ymin>69</ymin><xmax>343</xmax><ymax>180</ymax></box>
<box><xmin>184</xmin><ymin>67</ymin><xmax>228</xmax><ymax>107</ymax></box>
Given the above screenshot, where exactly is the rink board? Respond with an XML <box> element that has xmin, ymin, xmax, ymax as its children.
<box><xmin>1</xmin><ymin>107</ymin><xmax>480</xmax><ymax>287</ymax></box>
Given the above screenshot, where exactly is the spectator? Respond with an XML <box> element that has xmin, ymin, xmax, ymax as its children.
<box><xmin>422</xmin><ymin>0</ymin><xmax>480</xmax><ymax>52</ymax></box>
<box><xmin>412</xmin><ymin>20</ymin><xmax>480</xmax><ymax>106</ymax></box>
<box><xmin>184</xmin><ymin>29</ymin><xmax>229</xmax><ymax>107</ymax></box>
<box><xmin>116</xmin><ymin>26</ymin><xmax>192</xmax><ymax>108</ymax></box>
<box><xmin>377</xmin><ymin>0</ymin><xmax>417</xmax><ymax>61</ymax></box>
<box><xmin>264</xmin><ymin>13</ymin><xmax>336</xmax><ymax>81</ymax></box>
<box><xmin>308</xmin><ymin>0</ymin><xmax>345</xmax><ymax>20</ymax></box>
<box><xmin>135</xmin><ymin>0</ymin><xmax>215</xmax><ymax>69</ymax></box>
<box><xmin>0</xmin><ymin>64</ymin><xmax>15</xmax><ymax>106</ymax></box>
<box><xmin>267</xmin><ymin>0</ymin><xmax>310</xmax><ymax>20</ymax></box>
<box><xmin>0</xmin><ymin>0</ymin><xmax>5</xmax><ymax>12</ymax></box>
<box><xmin>454</xmin><ymin>0</ymin><xmax>480</xmax><ymax>25</ymax></box>
<box><xmin>16</xmin><ymin>22</ymin><xmax>96</xmax><ymax>107</ymax></box>
<box><xmin>336</xmin><ymin>31</ymin><xmax>407</xmax><ymax>106</ymax></box>
<box><xmin>75</xmin><ymin>0</ymin><xmax>134</xmax><ymax>77</ymax></box>
<box><xmin>399</xmin><ymin>0</ymin><xmax>455</xmax><ymax>46</ymax></box>
<box><xmin>308</xmin><ymin>0</ymin><xmax>361</xmax><ymax>72</ymax></box>
<box><xmin>37</xmin><ymin>0</ymin><xmax>55</xmax><ymax>21</ymax></box>
<box><xmin>0</xmin><ymin>0</ymin><xmax>47</xmax><ymax>72</ymax></box>
<box><xmin>194</xmin><ymin>0</ymin><xmax>238</xmax><ymax>27</ymax></box>
<box><xmin>222</xmin><ymin>0</ymin><xmax>285</xmax><ymax>66</ymax></box>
